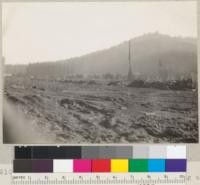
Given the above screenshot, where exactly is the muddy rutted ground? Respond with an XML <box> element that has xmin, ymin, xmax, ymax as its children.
<box><xmin>4</xmin><ymin>77</ymin><xmax>198</xmax><ymax>143</ymax></box>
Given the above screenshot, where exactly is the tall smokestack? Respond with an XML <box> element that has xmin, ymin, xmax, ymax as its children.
<box><xmin>127</xmin><ymin>40</ymin><xmax>133</xmax><ymax>82</ymax></box>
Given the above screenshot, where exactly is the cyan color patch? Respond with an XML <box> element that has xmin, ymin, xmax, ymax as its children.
<box><xmin>148</xmin><ymin>159</ymin><xmax>165</xmax><ymax>172</ymax></box>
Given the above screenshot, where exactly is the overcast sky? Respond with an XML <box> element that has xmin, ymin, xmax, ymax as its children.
<box><xmin>3</xmin><ymin>1</ymin><xmax>197</xmax><ymax>64</ymax></box>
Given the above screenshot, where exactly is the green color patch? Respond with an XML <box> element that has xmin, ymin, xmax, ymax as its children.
<box><xmin>129</xmin><ymin>159</ymin><xmax>148</xmax><ymax>172</ymax></box>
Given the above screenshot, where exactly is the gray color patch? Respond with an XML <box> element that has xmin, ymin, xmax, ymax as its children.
<box><xmin>98</xmin><ymin>146</ymin><xmax>116</xmax><ymax>158</ymax></box>
<box><xmin>114</xmin><ymin>146</ymin><xmax>133</xmax><ymax>158</ymax></box>
<box><xmin>133</xmin><ymin>146</ymin><xmax>149</xmax><ymax>158</ymax></box>
<box><xmin>81</xmin><ymin>146</ymin><xmax>100</xmax><ymax>159</ymax></box>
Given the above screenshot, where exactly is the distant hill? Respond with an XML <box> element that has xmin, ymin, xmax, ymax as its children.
<box><xmin>5</xmin><ymin>64</ymin><xmax>27</xmax><ymax>75</ymax></box>
<box><xmin>5</xmin><ymin>33</ymin><xmax>197</xmax><ymax>80</ymax></box>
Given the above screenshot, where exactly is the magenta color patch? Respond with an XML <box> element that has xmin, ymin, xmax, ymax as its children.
<box><xmin>73</xmin><ymin>160</ymin><xmax>92</xmax><ymax>172</ymax></box>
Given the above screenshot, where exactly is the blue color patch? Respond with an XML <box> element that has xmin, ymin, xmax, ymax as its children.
<box><xmin>148</xmin><ymin>159</ymin><xmax>165</xmax><ymax>172</ymax></box>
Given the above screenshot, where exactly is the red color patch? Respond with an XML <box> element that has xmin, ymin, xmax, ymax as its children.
<box><xmin>92</xmin><ymin>159</ymin><xmax>111</xmax><ymax>172</ymax></box>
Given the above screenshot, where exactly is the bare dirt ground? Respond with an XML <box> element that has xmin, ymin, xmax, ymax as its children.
<box><xmin>4</xmin><ymin>76</ymin><xmax>198</xmax><ymax>143</ymax></box>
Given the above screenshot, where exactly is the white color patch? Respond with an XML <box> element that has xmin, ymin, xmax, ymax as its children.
<box><xmin>53</xmin><ymin>159</ymin><xmax>73</xmax><ymax>173</ymax></box>
<box><xmin>167</xmin><ymin>146</ymin><xmax>186</xmax><ymax>159</ymax></box>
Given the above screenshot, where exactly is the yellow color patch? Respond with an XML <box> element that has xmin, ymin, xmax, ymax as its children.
<box><xmin>111</xmin><ymin>159</ymin><xmax>128</xmax><ymax>172</ymax></box>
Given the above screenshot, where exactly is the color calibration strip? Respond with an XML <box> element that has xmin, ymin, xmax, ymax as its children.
<box><xmin>14</xmin><ymin>146</ymin><xmax>186</xmax><ymax>173</ymax></box>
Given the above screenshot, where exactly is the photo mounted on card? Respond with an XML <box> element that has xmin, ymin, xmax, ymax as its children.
<box><xmin>2</xmin><ymin>1</ymin><xmax>198</xmax><ymax>144</ymax></box>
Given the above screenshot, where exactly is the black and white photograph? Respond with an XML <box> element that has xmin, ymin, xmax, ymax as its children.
<box><xmin>2</xmin><ymin>1</ymin><xmax>198</xmax><ymax>143</ymax></box>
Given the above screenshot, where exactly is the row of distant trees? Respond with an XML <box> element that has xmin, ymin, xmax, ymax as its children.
<box><xmin>25</xmin><ymin>62</ymin><xmax>127</xmax><ymax>80</ymax></box>
<box><xmin>5</xmin><ymin>62</ymin><xmax>197</xmax><ymax>84</ymax></box>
